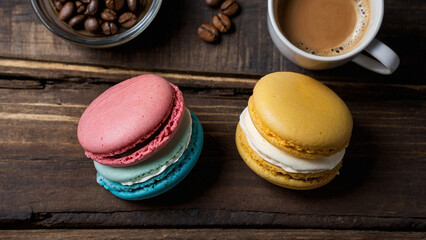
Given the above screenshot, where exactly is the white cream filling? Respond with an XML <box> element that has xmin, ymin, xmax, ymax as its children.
<box><xmin>120</xmin><ymin>109</ymin><xmax>192</xmax><ymax>185</ymax></box>
<box><xmin>239</xmin><ymin>107</ymin><xmax>344</xmax><ymax>173</ymax></box>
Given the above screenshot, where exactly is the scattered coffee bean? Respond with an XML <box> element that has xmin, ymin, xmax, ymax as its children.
<box><xmin>101</xmin><ymin>8</ymin><xmax>117</xmax><ymax>21</ymax></box>
<box><xmin>220</xmin><ymin>0</ymin><xmax>239</xmax><ymax>16</ymax></box>
<box><xmin>85</xmin><ymin>0</ymin><xmax>99</xmax><ymax>16</ymax></box>
<box><xmin>213</xmin><ymin>13</ymin><xmax>231</xmax><ymax>33</ymax></box>
<box><xmin>59</xmin><ymin>0</ymin><xmax>67</xmax><ymax>3</ymax></box>
<box><xmin>58</xmin><ymin>2</ymin><xmax>74</xmax><ymax>21</ymax></box>
<box><xmin>205</xmin><ymin>0</ymin><xmax>222</xmax><ymax>7</ymax></box>
<box><xmin>81</xmin><ymin>0</ymin><xmax>90</xmax><ymax>3</ymax></box>
<box><xmin>75</xmin><ymin>1</ymin><xmax>85</xmax><ymax>14</ymax></box>
<box><xmin>85</xmin><ymin>17</ymin><xmax>100</xmax><ymax>32</ymax></box>
<box><xmin>198</xmin><ymin>23</ymin><xmax>219</xmax><ymax>43</ymax></box>
<box><xmin>198</xmin><ymin>0</ymin><xmax>240</xmax><ymax>43</ymax></box>
<box><xmin>69</xmin><ymin>14</ymin><xmax>86</xmax><ymax>28</ymax></box>
<box><xmin>106</xmin><ymin>0</ymin><xmax>125</xmax><ymax>11</ymax></box>
<box><xmin>119</xmin><ymin>12</ymin><xmax>137</xmax><ymax>28</ymax></box>
<box><xmin>102</xmin><ymin>21</ymin><xmax>118</xmax><ymax>35</ymax></box>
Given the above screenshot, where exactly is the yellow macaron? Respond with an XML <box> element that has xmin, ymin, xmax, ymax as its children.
<box><xmin>235</xmin><ymin>72</ymin><xmax>353</xmax><ymax>190</ymax></box>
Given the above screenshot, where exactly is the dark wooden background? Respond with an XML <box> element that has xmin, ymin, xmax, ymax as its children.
<box><xmin>0</xmin><ymin>0</ymin><xmax>425</xmax><ymax>239</ymax></box>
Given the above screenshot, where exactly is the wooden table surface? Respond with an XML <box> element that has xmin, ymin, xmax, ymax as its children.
<box><xmin>0</xmin><ymin>0</ymin><xmax>425</xmax><ymax>239</ymax></box>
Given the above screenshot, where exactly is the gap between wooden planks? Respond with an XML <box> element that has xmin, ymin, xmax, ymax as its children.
<box><xmin>0</xmin><ymin>229</ymin><xmax>424</xmax><ymax>239</ymax></box>
<box><xmin>1</xmin><ymin>58</ymin><xmax>425</xmax><ymax>94</ymax></box>
<box><xmin>0</xmin><ymin>58</ymin><xmax>258</xmax><ymax>89</ymax></box>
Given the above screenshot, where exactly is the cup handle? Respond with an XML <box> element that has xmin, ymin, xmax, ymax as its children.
<box><xmin>352</xmin><ymin>39</ymin><xmax>400</xmax><ymax>75</ymax></box>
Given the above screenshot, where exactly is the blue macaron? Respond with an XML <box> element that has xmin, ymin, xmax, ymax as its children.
<box><xmin>96</xmin><ymin>110</ymin><xmax>203</xmax><ymax>200</ymax></box>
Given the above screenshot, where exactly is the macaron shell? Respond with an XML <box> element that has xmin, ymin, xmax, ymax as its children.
<box><xmin>251</xmin><ymin>72</ymin><xmax>353</xmax><ymax>158</ymax></box>
<box><xmin>78</xmin><ymin>75</ymin><xmax>174</xmax><ymax>155</ymax></box>
<box><xmin>87</xmin><ymin>82</ymin><xmax>185</xmax><ymax>166</ymax></box>
<box><xmin>248</xmin><ymin>98</ymin><xmax>343</xmax><ymax>159</ymax></box>
<box><xmin>94</xmin><ymin>108</ymin><xmax>192</xmax><ymax>183</ymax></box>
<box><xmin>97</xmin><ymin>110</ymin><xmax>204</xmax><ymax>200</ymax></box>
<box><xmin>236</xmin><ymin>124</ymin><xmax>341</xmax><ymax>190</ymax></box>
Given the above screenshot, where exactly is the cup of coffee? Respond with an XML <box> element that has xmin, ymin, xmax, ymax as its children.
<box><xmin>267</xmin><ymin>0</ymin><xmax>399</xmax><ymax>74</ymax></box>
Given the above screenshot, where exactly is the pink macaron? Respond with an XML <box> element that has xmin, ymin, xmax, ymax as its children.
<box><xmin>77</xmin><ymin>74</ymin><xmax>184</xmax><ymax>167</ymax></box>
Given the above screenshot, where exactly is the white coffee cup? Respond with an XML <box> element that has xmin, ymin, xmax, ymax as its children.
<box><xmin>267</xmin><ymin>0</ymin><xmax>400</xmax><ymax>75</ymax></box>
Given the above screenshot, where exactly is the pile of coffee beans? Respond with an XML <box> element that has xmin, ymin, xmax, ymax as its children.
<box><xmin>52</xmin><ymin>0</ymin><xmax>147</xmax><ymax>36</ymax></box>
<box><xmin>198</xmin><ymin>0</ymin><xmax>240</xmax><ymax>43</ymax></box>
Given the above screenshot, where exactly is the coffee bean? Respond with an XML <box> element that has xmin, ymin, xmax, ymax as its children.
<box><xmin>81</xmin><ymin>0</ymin><xmax>91</xmax><ymax>3</ymax></box>
<box><xmin>58</xmin><ymin>2</ymin><xmax>74</xmax><ymax>21</ymax></box>
<box><xmin>75</xmin><ymin>1</ymin><xmax>85</xmax><ymax>14</ymax></box>
<box><xmin>59</xmin><ymin>0</ymin><xmax>67</xmax><ymax>3</ymax></box>
<box><xmin>101</xmin><ymin>22</ymin><xmax>118</xmax><ymax>35</ymax></box>
<box><xmin>119</xmin><ymin>12</ymin><xmax>137</xmax><ymax>28</ymax></box>
<box><xmin>85</xmin><ymin>0</ymin><xmax>99</xmax><ymax>15</ymax></box>
<box><xmin>116</xmin><ymin>0</ymin><xmax>125</xmax><ymax>10</ymax></box>
<box><xmin>85</xmin><ymin>17</ymin><xmax>99</xmax><ymax>32</ymax></box>
<box><xmin>127</xmin><ymin>0</ymin><xmax>139</xmax><ymax>13</ymax></box>
<box><xmin>53</xmin><ymin>0</ymin><xmax>63</xmax><ymax>11</ymax></box>
<box><xmin>101</xmin><ymin>8</ymin><xmax>117</xmax><ymax>21</ymax></box>
<box><xmin>198</xmin><ymin>23</ymin><xmax>219</xmax><ymax>43</ymax></box>
<box><xmin>105</xmin><ymin>0</ymin><xmax>114</xmax><ymax>9</ymax></box>
<box><xmin>220</xmin><ymin>0</ymin><xmax>239</xmax><ymax>16</ymax></box>
<box><xmin>105</xmin><ymin>0</ymin><xmax>125</xmax><ymax>11</ymax></box>
<box><xmin>205</xmin><ymin>0</ymin><xmax>222</xmax><ymax>7</ymax></box>
<box><xmin>213</xmin><ymin>13</ymin><xmax>231</xmax><ymax>33</ymax></box>
<box><xmin>68</xmin><ymin>14</ymin><xmax>86</xmax><ymax>28</ymax></box>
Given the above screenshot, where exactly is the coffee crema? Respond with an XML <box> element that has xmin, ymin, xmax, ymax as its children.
<box><xmin>277</xmin><ymin>0</ymin><xmax>369</xmax><ymax>56</ymax></box>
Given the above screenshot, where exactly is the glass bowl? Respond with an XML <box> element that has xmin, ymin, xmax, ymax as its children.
<box><xmin>31</xmin><ymin>0</ymin><xmax>162</xmax><ymax>48</ymax></box>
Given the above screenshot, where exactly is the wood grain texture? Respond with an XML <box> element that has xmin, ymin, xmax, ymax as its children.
<box><xmin>0</xmin><ymin>74</ymin><xmax>425</xmax><ymax>230</ymax></box>
<box><xmin>0</xmin><ymin>0</ymin><xmax>424</xmax><ymax>84</ymax></box>
<box><xmin>0</xmin><ymin>229</ymin><xmax>425</xmax><ymax>240</ymax></box>
<box><xmin>0</xmin><ymin>58</ymin><xmax>258</xmax><ymax>89</ymax></box>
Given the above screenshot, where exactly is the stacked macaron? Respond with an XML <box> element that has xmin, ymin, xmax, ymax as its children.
<box><xmin>77</xmin><ymin>74</ymin><xmax>203</xmax><ymax>200</ymax></box>
<box><xmin>236</xmin><ymin>72</ymin><xmax>353</xmax><ymax>190</ymax></box>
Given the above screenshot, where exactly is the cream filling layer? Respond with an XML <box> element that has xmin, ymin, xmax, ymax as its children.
<box><xmin>120</xmin><ymin>109</ymin><xmax>192</xmax><ymax>185</ymax></box>
<box><xmin>239</xmin><ymin>107</ymin><xmax>344</xmax><ymax>173</ymax></box>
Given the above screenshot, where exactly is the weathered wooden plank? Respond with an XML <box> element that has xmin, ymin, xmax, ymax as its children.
<box><xmin>0</xmin><ymin>229</ymin><xmax>425</xmax><ymax>240</ymax></box>
<box><xmin>0</xmin><ymin>0</ymin><xmax>424</xmax><ymax>84</ymax></box>
<box><xmin>1</xmin><ymin>58</ymin><xmax>426</xmax><ymax>101</ymax></box>
<box><xmin>0</xmin><ymin>58</ymin><xmax>258</xmax><ymax>89</ymax></box>
<box><xmin>2</xmin><ymin>209</ymin><xmax>425</xmax><ymax>230</ymax></box>
<box><xmin>0</xmin><ymin>81</ymin><xmax>425</xmax><ymax>229</ymax></box>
